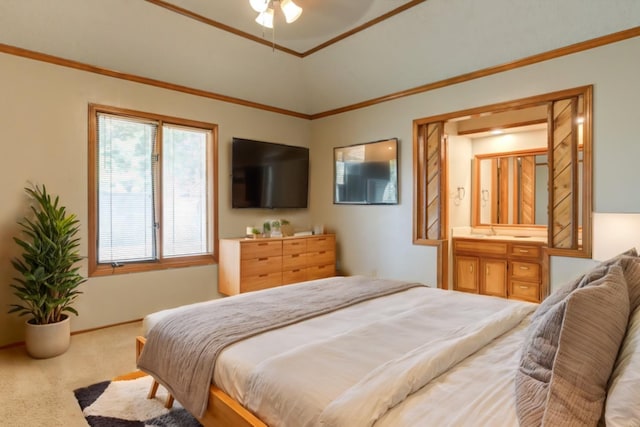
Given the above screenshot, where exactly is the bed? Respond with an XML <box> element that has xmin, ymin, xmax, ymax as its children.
<box><xmin>136</xmin><ymin>250</ymin><xmax>640</xmax><ymax>427</ymax></box>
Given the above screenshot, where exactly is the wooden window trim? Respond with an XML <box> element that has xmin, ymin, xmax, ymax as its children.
<box><xmin>88</xmin><ymin>104</ymin><xmax>219</xmax><ymax>277</ymax></box>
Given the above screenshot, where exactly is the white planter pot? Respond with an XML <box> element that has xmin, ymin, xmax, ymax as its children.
<box><xmin>25</xmin><ymin>315</ymin><xmax>71</xmax><ymax>359</ymax></box>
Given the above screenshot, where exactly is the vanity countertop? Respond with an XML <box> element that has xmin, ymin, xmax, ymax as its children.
<box><xmin>455</xmin><ymin>234</ymin><xmax>547</xmax><ymax>243</ymax></box>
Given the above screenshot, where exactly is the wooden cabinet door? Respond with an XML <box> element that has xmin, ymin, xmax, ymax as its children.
<box><xmin>482</xmin><ymin>259</ymin><xmax>507</xmax><ymax>297</ymax></box>
<box><xmin>455</xmin><ymin>256</ymin><xmax>479</xmax><ymax>293</ymax></box>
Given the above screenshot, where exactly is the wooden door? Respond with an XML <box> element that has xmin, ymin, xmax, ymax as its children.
<box><xmin>481</xmin><ymin>259</ymin><xmax>507</xmax><ymax>297</ymax></box>
<box><xmin>455</xmin><ymin>256</ymin><xmax>479</xmax><ymax>293</ymax></box>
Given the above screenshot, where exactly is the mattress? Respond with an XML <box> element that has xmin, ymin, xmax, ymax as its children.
<box><xmin>144</xmin><ymin>285</ymin><xmax>535</xmax><ymax>426</ymax></box>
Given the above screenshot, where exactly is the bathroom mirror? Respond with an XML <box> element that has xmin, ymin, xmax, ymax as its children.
<box><xmin>474</xmin><ymin>149</ymin><xmax>583</xmax><ymax>227</ymax></box>
<box><xmin>474</xmin><ymin>150</ymin><xmax>548</xmax><ymax>226</ymax></box>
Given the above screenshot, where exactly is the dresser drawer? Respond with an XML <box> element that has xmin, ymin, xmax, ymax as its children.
<box><xmin>510</xmin><ymin>244</ymin><xmax>541</xmax><ymax>259</ymax></box>
<box><xmin>283</xmin><ymin>253</ymin><xmax>307</xmax><ymax>269</ymax></box>
<box><xmin>454</xmin><ymin>240</ymin><xmax>508</xmax><ymax>256</ymax></box>
<box><xmin>241</xmin><ymin>256</ymin><xmax>282</xmax><ymax>276</ymax></box>
<box><xmin>307</xmin><ymin>235</ymin><xmax>335</xmax><ymax>252</ymax></box>
<box><xmin>240</xmin><ymin>240</ymin><xmax>282</xmax><ymax>260</ymax></box>
<box><xmin>306</xmin><ymin>264</ymin><xmax>335</xmax><ymax>281</ymax></box>
<box><xmin>283</xmin><ymin>238</ymin><xmax>307</xmax><ymax>255</ymax></box>
<box><xmin>282</xmin><ymin>268</ymin><xmax>308</xmax><ymax>285</ymax></box>
<box><xmin>510</xmin><ymin>280</ymin><xmax>540</xmax><ymax>302</ymax></box>
<box><xmin>510</xmin><ymin>261</ymin><xmax>540</xmax><ymax>280</ymax></box>
<box><xmin>241</xmin><ymin>272</ymin><xmax>283</xmax><ymax>293</ymax></box>
<box><xmin>307</xmin><ymin>249</ymin><xmax>335</xmax><ymax>267</ymax></box>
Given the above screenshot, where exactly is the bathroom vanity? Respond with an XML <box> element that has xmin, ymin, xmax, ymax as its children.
<box><xmin>452</xmin><ymin>236</ymin><xmax>546</xmax><ymax>303</ymax></box>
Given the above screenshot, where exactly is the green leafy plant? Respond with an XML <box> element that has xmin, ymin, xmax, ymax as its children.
<box><xmin>9</xmin><ymin>185</ymin><xmax>85</xmax><ymax>325</ymax></box>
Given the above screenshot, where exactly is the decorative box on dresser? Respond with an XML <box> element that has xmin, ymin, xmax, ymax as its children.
<box><xmin>218</xmin><ymin>234</ymin><xmax>336</xmax><ymax>295</ymax></box>
<box><xmin>452</xmin><ymin>237</ymin><xmax>546</xmax><ymax>303</ymax></box>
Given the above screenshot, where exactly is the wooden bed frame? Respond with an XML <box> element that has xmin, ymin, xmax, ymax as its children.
<box><xmin>136</xmin><ymin>336</ymin><xmax>267</xmax><ymax>427</ymax></box>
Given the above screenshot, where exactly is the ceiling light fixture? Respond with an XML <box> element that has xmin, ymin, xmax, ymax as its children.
<box><xmin>250</xmin><ymin>0</ymin><xmax>302</xmax><ymax>29</ymax></box>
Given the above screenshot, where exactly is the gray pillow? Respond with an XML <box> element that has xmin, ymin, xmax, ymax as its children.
<box><xmin>516</xmin><ymin>264</ymin><xmax>630</xmax><ymax>426</ymax></box>
<box><xmin>530</xmin><ymin>248</ymin><xmax>637</xmax><ymax>323</ymax></box>
<box><xmin>614</xmin><ymin>255</ymin><xmax>640</xmax><ymax>313</ymax></box>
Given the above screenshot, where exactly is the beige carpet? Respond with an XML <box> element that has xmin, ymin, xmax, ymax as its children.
<box><xmin>0</xmin><ymin>321</ymin><xmax>141</xmax><ymax>427</ymax></box>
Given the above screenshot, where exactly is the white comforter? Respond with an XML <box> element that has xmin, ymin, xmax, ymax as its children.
<box><xmin>212</xmin><ymin>286</ymin><xmax>536</xmax><ymax>427</ymax></box>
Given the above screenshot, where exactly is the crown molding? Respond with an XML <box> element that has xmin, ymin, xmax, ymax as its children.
<box><xmin>0</xmin><ymin>26</ymin><xmax>638</xmax><ymax>120</ymax></box>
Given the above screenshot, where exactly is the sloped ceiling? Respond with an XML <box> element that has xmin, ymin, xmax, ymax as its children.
<box><xmin>0</xmin><ymin>0</ymin><xmax>639</xmax><ymax>115</ymax></box>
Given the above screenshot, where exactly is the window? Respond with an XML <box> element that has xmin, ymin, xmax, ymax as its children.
<box><xmin>88</xmin><ymin>104</ymin><xmax>218</xmax><ymax>276</ymax></box>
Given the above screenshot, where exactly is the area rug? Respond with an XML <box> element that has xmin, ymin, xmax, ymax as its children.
<box><xmin>74</xmin><ymin>371</ymin><xmax>202</xmax><ymax>426</ymax></box>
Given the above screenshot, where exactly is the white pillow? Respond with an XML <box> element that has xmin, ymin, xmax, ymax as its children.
<box><xmin>605</xmin><ymin>306</ymin><xmax>640</xmax><ymax>425</ymax></box>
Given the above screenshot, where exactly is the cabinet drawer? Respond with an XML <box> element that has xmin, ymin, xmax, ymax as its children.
<box><xmin>454</xmin><ymin>240</ymin><xmax>507</xmax><ymax>256</ymax></box>
<box><xmin>241</xmin><ymin>240</ymin><xmax>282</xmax><ymax>260</ymax></box>
<box><xmin>241</xmin><ymin>272</ymin><xmax>282</xmax><ymax>293</ymax></box>
<box><xmin>307</xmin><ymin>235</ymin><xmax>335</xmax><ymax>252</ymax></box>
<box><xmin>283</xmin><ymin>239</ymin><xmax>307</xmax><ymax>255</ymax></box>
<box><xmin>510</xmin><ymin>280</ymin><xmax>540</xmax><ymax>303</ymax></box>
<box><xmin>241</xmin><ymin>256</ymin><xmax>282</xmax><ymax>276</ymax></box>
<box><xmin>283</xmin><ymin>253</ymin><xmax>307</xmax><ymax>269</ymax></box>
<box><xmin>306</xmin><ymin>264</ymin><xmax>335</xmax><ymax>281</ymax></box>
<box><xmin>510</xmin><ymin>244</ymin><xmax>541</xmax><ymax>259</ymax></box>
<box><xmin>306</xmin><ymin>250</ymin><xmax>335</xmax><ymax>267</ymax></box>
<box><xmin>511</xmin><ymin>261</ymin><xmax>540</xmax><ymax>280</ymax></box>
<box><xmin>282</xmin><ymin>268</ymin><xmax>308</xmax><ymax>285</ymax></box>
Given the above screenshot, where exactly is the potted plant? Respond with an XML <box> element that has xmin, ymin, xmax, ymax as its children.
<box><xmin>270</xmin><ymin>220</ymin><xmax>282</xmax><ymax>237</ymax></box>
<box><xmin>9</xmin><ymin>185</ymin><xmax>85</xmax><ymax>358</ymax></box>
<box><xmin>262</xmin><ymin>221</ymin><xmax>271</xmax><ymax>238</ymax></box>
<box><xmin>280</xmin><ymin>219</ymin><xmax>294</xmax><ymax>237</ymax></box>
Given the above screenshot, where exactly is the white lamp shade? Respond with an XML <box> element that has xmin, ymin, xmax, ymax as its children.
<box><xmin>255</xmin><ymin>8</ymin><xmax>274</xmax><ymax>28</ymax></box>
<box><xmin>280</xmin><ymin>0</ymin><xmax>302</xmax><ymax>23</ymax></box>
<box><xmin>250</xmin><ymin>0</ymin><xmax>269</xmax><ymax>13</ymax></box>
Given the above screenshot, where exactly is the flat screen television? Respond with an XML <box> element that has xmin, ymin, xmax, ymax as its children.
<box><xmin>232</xmin><ymin>138</ymin><xmax>309</xmax><ymax>209</ymax></box>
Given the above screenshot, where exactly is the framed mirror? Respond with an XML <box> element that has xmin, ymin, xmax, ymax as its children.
<box><xmin>334</xmin><ymin>138</ymin><xmax>399</xmax><ymax>205</ymax></box>
<box><xmin>474</xmin><ymin>149</ymin><xmax>548</xmax><ymax>226</ymax></box>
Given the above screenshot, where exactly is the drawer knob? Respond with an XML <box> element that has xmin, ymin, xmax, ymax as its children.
<box><xmin>519</xmin><ymin>266</ymin><xmax>530</xmax><ymax>270</ymax></box>
<box><xmin>519</xmin><ymin>285</ymin><xmax>529</xmax><ymax>289</ymax></box>
<box><xmin>258</xmin><ymin>257</ymin><xmax>268</xmax><ymax>261</ymax></box>
<box><xmin>518</xmin><ymin>249</ymin><xmax>529</xmax><ymax>253</ymax></box>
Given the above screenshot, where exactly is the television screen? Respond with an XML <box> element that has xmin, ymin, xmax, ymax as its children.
<box><xmin>232</xmin><ymin>138</ymin><xmax>309</xmax><ymax>209</ymax></box>
<box><xmin>334</xmin><ymin>138</ymin><xmax>398</xmax><ymax>204</ymax></box>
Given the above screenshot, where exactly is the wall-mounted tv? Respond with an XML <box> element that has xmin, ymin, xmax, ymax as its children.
<box><xmin>232</xmin><ymin>138</ymin><xmax>309</xmax><ymax>209</ymax></box>
<box><xmin>334</xmin><ymin>138</ymin><xmax>399</xmax><ymax>204</ymax></box>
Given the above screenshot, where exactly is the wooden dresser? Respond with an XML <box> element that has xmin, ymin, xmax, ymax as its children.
<box><xmin>218</xmin><ymin>234</ymin><xmax>336</xmax><ymax>295</ymax></box>
<box><xmin>452</xmin><ymin>237</ymin><xmax>546</xmax><ymax>303</ymax></box>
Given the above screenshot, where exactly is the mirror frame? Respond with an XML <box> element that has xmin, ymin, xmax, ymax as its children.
<box><xmin>333</xmin><ymin>138</ymin><xmax>399</xmax><ymax>205</ymax></box>
<box><xmin>472</xmin><ymin>147</ymin><xmax>549</xmax><ymax>227</ymax></box>
<box><xmin>413</xmin><ymin>85</ymin><xmax>592</xmax><ymax>259</ymax></box>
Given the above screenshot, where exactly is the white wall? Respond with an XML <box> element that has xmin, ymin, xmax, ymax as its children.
<box><xmin>447</xmin><ymin>136</ymin><xmax>472</xmax><ymax>229</ymax></box>
<box><xmin>310</xmin><ymin>37</ymin><xmax>640</xmax><ymax>295</ymax></box>
<box><xmin>0</xmin><ymin>53</ymin><xmax>311</xmax><ymax>346</ymax></box>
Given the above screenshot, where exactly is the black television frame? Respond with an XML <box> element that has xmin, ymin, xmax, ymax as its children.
<box><xmin>333</xmin><ymin>138</ymin><xmax>399</xmax><ymax>205</ymax></box>
<box><xmin>231</xmin><ymin>137</ymin><xmax>309</xmax><ymax>209</ymax></box>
